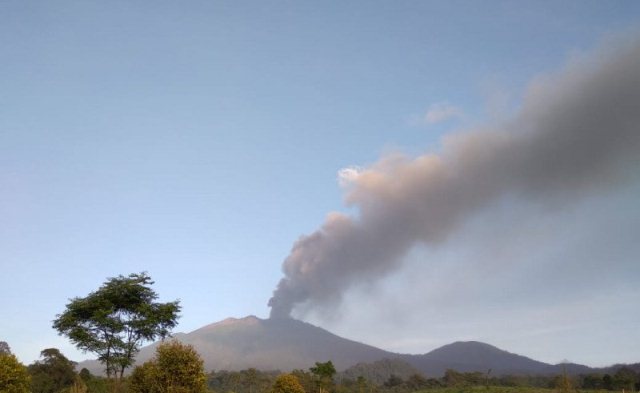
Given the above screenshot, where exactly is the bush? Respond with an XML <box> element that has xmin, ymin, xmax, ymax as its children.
<box><xmin>129</xmin><ymin>340</ymin><xmax>207</xmax><ymax>393</ymax></box>
<box><xmin>271</xmin><ymin>374</ymin><xmax>306</xmax><ymax>393</ymax></box>
<box><xmin>0</xmin><ymin>353</ymin><xmax>31</xmax><ymax>393</ymax></box>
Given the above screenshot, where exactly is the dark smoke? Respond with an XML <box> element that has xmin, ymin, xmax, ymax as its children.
<box><xmin>268</xmin><ymin>37</ymin><xmax>640</xmax><ymax>319</ymax></box>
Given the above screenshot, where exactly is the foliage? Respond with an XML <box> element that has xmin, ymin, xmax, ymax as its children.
<box><xmin>310</xmin><ymin>361</ymin><xmax>336</xmax><ymax>393</ymax></box>
<box><xmin>271</xmin><ymin>374</ymin><xmax>306</xmax><ymax>393</ymax></box>
<box><xmin>340</xmin><ymin>359</ymin><xmax>423</xmax><ymax>386</ymax></box>
<box><xmin>442</xmin><ymin>370</ymin><xmax>486</xmax><ymax>387</ymax></box>
<box><xmin>612</xmin><ymin>367</ymin><xmax>638</xmax><ymax>391</ymax></box>
<box><xmin>64</xmin><ymin>375</ymin><xmax>89</xmax><ymax>393</ymax></box>
<box><xmin>78</xmin><ymin>368</ymin><xmax>110</xmax><ymax>393</ymax></box>
<box><xmin>129</xmin><ymin>340</ymin><xmax>207</xmax><ymax>393</ymax></box>
<box><xmin>52</xmin><ymin>272</ymin><xmax>180</xmax><ymax>380</ymax></box>
<box><xmin>0</xmin><ymin>340</ymin><xmax>11</xmax><ymax>355</ymax></box>
<box><xmin>384</xmin><ymin>375</ymin><xmax>404</xmax><ymax>388</ymax></box>
<box><xmin>291</xmin><ymin>369</ymin><xmax>317</xmax><ymax>393</ymax></box>
<box><xmin>554</xmin><ymin>367</ymin><xmax>574</xmax><ymax>393</ymax></box>
<box><xmin>208</xmin><ymin>369</ymin><xmax>279</xmax><ymax>393</ymax></box>
<box><xmin>129</xmin><ymin>361</ymin><xmax>159</xmax><ymax>393</ymax></box>
<box><xmin>28</xmin><ymin>348</ymin><xmax>78</xmax><ymax>393</ymax></box>
<box><xmin>0</xmin><ymin>352</ymin><xmax>31</xmax><ymax>393</ymax></box>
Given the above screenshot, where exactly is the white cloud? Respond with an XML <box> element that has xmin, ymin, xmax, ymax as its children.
<box><xmin>422</xmin><ymin>102</ymin><xmax>464</xmax><ymax>124</ymax></box>
<box><xmin>337</xmin><ymin>166</ymin><xmax>363</xmax><ymax>187</ymax></box>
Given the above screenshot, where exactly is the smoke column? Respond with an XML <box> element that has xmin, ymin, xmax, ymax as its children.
<box><xmin>268</xmin><ymin>37</ymin><xmax>640</xmax><ymax>319</ymax></box>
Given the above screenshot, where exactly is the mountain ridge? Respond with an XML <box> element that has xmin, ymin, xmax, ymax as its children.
<box><xmin>76</xmin><ymin>316</ymin><xmax>631</xmax><ymax>377</ymax></box>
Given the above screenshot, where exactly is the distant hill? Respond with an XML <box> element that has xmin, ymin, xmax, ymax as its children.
<box><xmin>402</xmin><ymin>341</ymin><xmax>550</xmax><ymax>376</ymax></box>
<box><xmin>77</xmin><ymin>315</ymin><xmax>633</xmax><ymax>377</ymax></box>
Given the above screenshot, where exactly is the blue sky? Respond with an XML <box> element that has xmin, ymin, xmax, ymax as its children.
<box><xmin>1</xmin><ymin>1</ymin><xmax>640</xmax><ymax>367</ymax></box>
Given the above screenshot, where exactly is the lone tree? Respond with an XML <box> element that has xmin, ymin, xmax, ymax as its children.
<box><xmin>53</xmin><ymin>272</ymin><xmax>180</xmax><ymax>382</ymax></box>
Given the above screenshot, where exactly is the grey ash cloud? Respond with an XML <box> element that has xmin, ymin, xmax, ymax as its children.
<box><xmin>268</xmin><ymin>37</ymin><xmax>640</xmax><ymax>319</ymax></box>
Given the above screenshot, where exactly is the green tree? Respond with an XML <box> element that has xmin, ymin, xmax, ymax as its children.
<box><xmin>405</xmin><ymin>373</ymin><xmax>427</xmax><ymax>391</ymax></box>
<box><xmin>52</xmin><ymin>272</ymin><xmax>180</xmax><ymax>382</ymax></box>
<box><xmin>78</xmin><ymin>368</ymin><xmax>109</xmax><ymax>393</ymax></box>
<box><xmin>28</xmin><ymin>348</ymin><xmax>77</xmax><ymax>393</ymax></box>
<box><xmin>129</xmin><ymin>340</ymin><xmax>207</xmax><ymax>393</ymax></box>
<box><xmin>310</xmin><ymin>361</ymin><xmax>336</xmax><ymax>393</ymax></box>
<box><xmin>443</xmin><ymin>369</ymin><xmax>462</xmax><ymax>387</ymax></box>
<box><xmin>244</xmin><ymin>368</ymin><xmax>259</xmax><ymax>393</ymax></box>
<box><xmin>271</xmin><ymin>374</ymin><xmax>306</xmax><ymax>393</ymax></box>
<box><xmin>0</xmin><ymin>341</ymin><xmax>11</xmax><ymax>355</ymax></box>
<box><xmin>66</xmin><ymin>375</ymin><xmax>89</xmax><ymax>393</ymax></box>
<box><xmin>290</xmin><ymin>370</ymin><xmax>316</xmax><ymax>393</ymax></box>
<box><xmin>613</xmin><ymin>367</ymin><xmax>637</xmax><ymax>391</ymax></box>
<box><xmin>129</xmin><ymin>361</ymin><xmax>159</xmax><ymax>393</ymax></box>
<box><xmin>581</xmin><ymin>373</ymin><xmax>605</xmax><ymax>390</ymax></box>
<box><xmin>356</xmin><ymin>376</ymin><xmax>367</xmax><ymax>393</ymax></box>
<box><xmin>0</xmin><ymin>352</ymin><xmax>31</xmax><ymax>393</ymax></box>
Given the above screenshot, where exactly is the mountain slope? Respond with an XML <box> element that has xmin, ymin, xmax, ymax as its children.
<box><xmin>177</xmin><ymin>316</ymin><xmax>397</xmax><ymax>371</ymax></box>
<box><xmin>401</xmin><ymin>341</ymin><xmax>550</xmax><ymax>376</ymax></box>
<box><xmin>77</xmin><ymin>316</ymin><xmax>609</xmax><ymax>377</ymax></box>
<box><xmin>79</xmin><ymin>316</ymin><xmax>396</xmax><ymax>374</ymax></box>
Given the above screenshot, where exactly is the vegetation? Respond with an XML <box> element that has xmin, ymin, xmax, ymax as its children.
<box><xmin>0</xmin><ymin>340</ymin><xmax>12</xmax><ymax>355</ymax></box>
<box><xmin>271</xmin><ymin>374</ymin><xmax>306</xmax><ymax>393</ymax></box>
<box><xmin>52</xmin><ymin>272</ymin><xmax>181</xmax><ymax>382</ymax></box>
<box><xmin>340</xmin><ymin>359</ymin><xmax>423</xmax><ymax>386</ymax></box>
<box><xmin>310</xmin><ymin>361</ymin><xmax>337</xmax><ymax>393</ymax></box>
<box><xmin>28</xmin><ymin>348</ymin><xmax>77</xmax><ymax>393</ymax></box>
<box><xmin>78</xmin><ymin>368</ymin><xmax>110</xmax><ymax>393</ymax></box>
<box><xmin>0</xmin><ymin>352</ymin><xmax>31</xmax><ymax>393</ymax></box>
<box><xmin>201</xmin><ymin>366</ymin><xmax>640</xmax><ymax>393</ymax></box>
<box><xmin>129</xmin><ymin>340</ymin><xmax>207</xmax><ymax>393</ymax></box>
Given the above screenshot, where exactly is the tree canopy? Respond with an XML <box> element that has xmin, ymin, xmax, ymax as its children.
<box><xmin>0</xmin><ymin>341</ymin><xmax>11</xmax><ymax>355</ymax></box>
<box><xmin>129</xmin><ymin>340</ymin><xmax>207</xmax><ymax>393</ymax></box>
<box><xmin>310</xmin><ymin>361</ymin><xmax>336</xmax><ymax>393</ymax></box>
<box><xmin>0</xmin><ymin>352</ymin><xmax>31</xmax><ymax>393</ymax></box>
<box><xmin>52</xmin><ymin>272</ymin><xmax>180</xmax><ymax>380</ymax></box>
<box><xmin>271</xmin><ymin>374</ymin><xmax>306</xmax><ymax>393</ymax></box>
<box><xmin>28</xmin><ymin>348</ymin><xmax>77</xmax><ymax>393</ymax></box>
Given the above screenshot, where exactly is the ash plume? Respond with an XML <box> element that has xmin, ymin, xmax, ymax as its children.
<box><xmin>268</xmin><ymin>37</ymin><xmax>640</xmax><ymax>319</ymax></box>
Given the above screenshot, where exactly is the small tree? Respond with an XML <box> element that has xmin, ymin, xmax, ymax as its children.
<box><xmin>28</xmin><ymin>348</ymin><xmax>77</xmax><ymax>393</ymax></box>
<box><xmin>271</xmin><ymin>374</ymin><xmax>306</xmax><ymax>393</ymax></box>
<box><xmin>53</xmin><ymin>272</ymin><xmax>180</xmax><ymax>383</ymax></box>
<box><xmin>0</xmin><ymin>352</ymin><xmax>31</xmax><ymax>393</ymax></box>
<box><xmin>555</xmin><ymin>366</ymin><xmax>573</xmax><ymax>393</ymax></box>
<box><xmin>129</xmin><ymin>340</ymin><xmax>207</xmax><ymax>393</ymax></box>
<box><xmin>310</xmin><ymin>361</ymin><xmax>336</xmax><ymax>393</ymax></box>
<box><xmin>0</xmin><ymin>341</ymin><xmax>11</xmax><ymax>355</ymax></box>
<box><xmin>613</xmin><ymin>367</ymin><xmax>638</xmax><ymax>392</ymax></box>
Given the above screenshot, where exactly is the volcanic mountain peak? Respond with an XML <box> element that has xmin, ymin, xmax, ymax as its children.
<box><xmin>194</xmin><ymin>315</ymin><xmax>262</xmax><ymax>331</ymax></box>
<box><xmin>77</xmin><ymin>316</ymin><xmax>601</xmax><ymax>377</ymax></box>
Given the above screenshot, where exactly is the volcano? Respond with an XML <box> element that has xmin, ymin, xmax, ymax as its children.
<box><xmin>77</xmin><ymin>316</ymin><xmax>595</xmax><ymax>376</ymax></box>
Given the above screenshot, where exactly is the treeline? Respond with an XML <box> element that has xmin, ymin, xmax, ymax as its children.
<box><xmin>207</xmin><ymin>366</ymin><xmax>640</xmax><ymax>393</ymax></box>
<box><xmin>415</xmin><ymin>368</ymin><xmax>640</xmax><ymax>392</ymax></box>
<box><xmin>2</xmin><ymin>340</ymin><xmax>640</xmax><ymax>393</ymax></box>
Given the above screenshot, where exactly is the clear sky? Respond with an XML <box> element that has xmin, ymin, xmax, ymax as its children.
<box><xmin>1</xmin><ymin>1</ymin><xmax>639</xmax><ymax>367</ymax></box>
